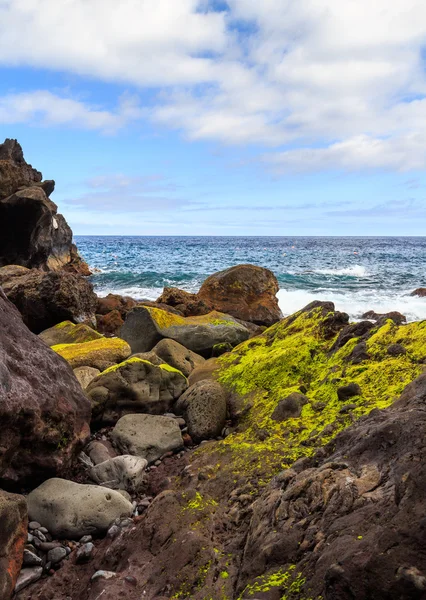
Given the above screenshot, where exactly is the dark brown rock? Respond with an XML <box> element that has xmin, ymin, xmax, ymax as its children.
<box><xmin>156</xmin><ymin>287</ymin><xmax>210</xmax><ymax>317</ymax></box>
<box><xmin>337</xmin><ymin>382</ymin><xmax>362</xmax><ymax>401</ymax></box>
<box><xmin>362</xmin><ymin>310</ymin><xmax>407</xmax><ymax>325</ymax></box>
<box><xmin>96</xmin><ymin>294</ymin><xmax>137</xmax><ymax>317</ymax></box>
<box><xmin>96</xmin><ymin>309</ymin><xmax>124</xmax><ymax>337</ymax></box>
<box><xmin>0</xmin><ymin>139</ymin><xmax>41</xmax><ymax>199</ymax></box>
<box><xmin>197</xmin><ymin>264</ymin><xmax>282</xmax><ymax>326</ymax></box>
<box><xmin>387</xmin><ymin>343</ymin><xmax>407</xmax><ymax>357</ymax></box>
<box><xmin>0</xmin><ymin>490</ymin><xmax>27</xmax><ymax>600</ymax></box>
<box><xmin>330</xmin><ymin>321</ymin><xmax>374</xmax><ymax>352</ymax></box>
<box><xmin>410</xmin><ymin>288</ymin><xmax>426</xmax><ymax>297</ymax></box>
<box><xmin>0</xmin><ymin>289</ymin><xmax>91</xmax><ymax>488</ymax></box>
<box><xmin>1</xmin><ymin>268</ymin><xmax>97</xmax><ymax>333</ymax></box>
<box><xmin>271</xmin><ymin>392</ymin><xmax>309</xmax><ymax>421</ymax></box>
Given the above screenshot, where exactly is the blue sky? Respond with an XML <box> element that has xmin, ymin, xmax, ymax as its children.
<box><xmin>1</xmin><ymin>0</ymin><xmax>426</xmax><ymax>235</ymax></box>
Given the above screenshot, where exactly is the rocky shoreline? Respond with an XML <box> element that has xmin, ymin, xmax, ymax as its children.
<box><xmin>1</xmin><ymin>139</ymin><xmax>426</xmax><ymax>600</ymax></box>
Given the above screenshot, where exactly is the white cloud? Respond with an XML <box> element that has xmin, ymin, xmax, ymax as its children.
<box><xmin>1</xmin><ymin>0</ymin><xmax>426</xmax><ymax>170</ymax></box>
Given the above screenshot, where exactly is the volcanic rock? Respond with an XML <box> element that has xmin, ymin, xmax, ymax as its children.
<box><xmin>152</xmin><ymin>338</ymin><xmax>205</xmax><ymax>377</ymax></box>
<box><xmin>0</xmin><ymin>490</ymin><xmax>27</xmax><ymax>600</ymax></box>
<box><xmin>271</xmin><ymin>392</ymin><xmax>309</xmax><ymax>421</ymax></box>
<box><xmin>39</xmin><ymin>320</ymin><xmax>102</xmax><ymax>346</ymax></box>
<box><xmin>410</xmin><ymin>288</ymin><xmax>426</xmax><ymax>297</ymax></box>
<box><xmin>175</xmin><ymin>380</ymin><xmax>227</xmax><ymax>442</ymax></box>
<box><xmin>52</xmin><ymin>337</ymin><xmax>131</xmax><ymax>371</ymax></box>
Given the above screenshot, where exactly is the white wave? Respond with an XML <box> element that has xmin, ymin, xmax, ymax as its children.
<box><xmin>277</xmin><ymin>289</ymin><xmax>426</xmax><ymax>323</ymax></box>
<box><xmin>312</xmin><ymin>265</ymin><xmax>370</xmax><ymax>277</ymax></box>
<box><xmin>96</xmin><ymin>286</ymin><xmax>163</xmax><ymax>301</ymax></box>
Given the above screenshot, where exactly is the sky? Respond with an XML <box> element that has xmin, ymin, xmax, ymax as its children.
<box><xmin>1</xmin><ymin>0</ymin><xmax>426</xmax><ymax>235</ymax></box>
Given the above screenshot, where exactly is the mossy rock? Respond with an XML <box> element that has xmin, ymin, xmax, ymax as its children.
<box><xmin>52</xmin><ymin>337</ymin><xmax>131</xmax><ymax>371</ymax></box>
<box><xmin>121</xmin><ymin>306</ymin><xmax>250</xmax><ymax>357</ymax></box>
<box><xmin>39</xmin><ymin>320</ymin><xmax>103</xmax><ymax>347</ymax></box>
<box><xmin>87</xmin><ymin>357</ymin><xmax>188</xmax><ymax>426</ymax></box>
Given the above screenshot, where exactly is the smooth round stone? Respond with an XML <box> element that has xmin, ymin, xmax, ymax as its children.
<box><xmin>79</xmin><ymin>535</ymin><xmax>93</xmax><ymax>544</ymax></box>
<box><xmin>47</xmin><ymin>547</ymin><xmax>67</xmax><ymax>565</ymax></box>
<box><xmin>29</xmin><ymin>521</ymin><xmax>41</xmax><ymax>530</ymax></box>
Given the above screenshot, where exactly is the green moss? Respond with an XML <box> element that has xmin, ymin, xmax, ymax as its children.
<box><xmin>205</xmin><ymin>307</ymin><xmax>426</xmax><ymax>481</ymax></box>
<box><xmin>144</xmin><ymin>306</ymin><xmax>186</xmax><ymax>329</ymax></box>
<box><xmin>183</xmin><ymin>491</ymin><xmax>218</xmax><ymax>512</ymax></box>
<box><xmin>159</xmin><ymin>363</ymin><xmax>187</xmax><ymax>379</ymax></box>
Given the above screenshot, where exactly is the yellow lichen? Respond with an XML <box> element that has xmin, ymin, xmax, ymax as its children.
<box><xmin>52</xmin><ymin>337</ymin><xmax>131</xmax><ymax>369</ymax></box>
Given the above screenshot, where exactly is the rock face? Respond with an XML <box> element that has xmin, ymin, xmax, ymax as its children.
<box><xmin>197</xmin><ymin>264</ymin><xmax>282</xmax><ymax>326</ymax></box>
<box><xmin>111</xmin><ymin>414</ymin><xmax>184</xmax><ymax>463</ymax></box>
<box><xmin>39</xmin><ymin>321</ymin><xmax>102</xmax><ymax>346</ymax></box>
<box><xmin>152</xmin><ymin>338</ymin><xmax>205</xmax><ymax>377</ymax></box>
<box><xmin>121</xmin><ymin>306</ymin><xmax>250</xmax><ymax>356</ymax></box>
<box><xmin>27</xmin><ymin>478</ymin><xmax>133</xmax><ymax>539</ymax></box>
<box><xmin>0</xmin><ymin>139</ymin><xmax>89</xmax><ymax>274</ymax></box>
<box><xmin>1</xmin><ymin>267</ymin><xmax>97</xmax><ymax>333</ymax></box>
<box><xmin>0</xmin><ymin>290</ymin><xmax>91</xmax><ymax>487</ymax></box>
<box><xmin>87</xmin><ymin>357</ymin><xmax>188</xmax><ymax>425</ymax></box>
<box><xmin>52</xmin><ymin>337</ymin><xmax>131</xmax><ymax>371</ymax></box>
<box><xmin>175</xmin><ymin>380</ymin><xmax>227</xmax><ymax>442</ymax></box>
<box><xmin>0</xmin><ymin>491</ymin><xmax>27</xmax><ymax>600</ymax></box>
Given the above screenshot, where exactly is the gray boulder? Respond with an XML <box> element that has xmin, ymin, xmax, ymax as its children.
<box><xmin>87</xmin><ymin>357</ymin><xmax>188</xmax><ymax>426</ymax></box>
<box><xmin>89</xmin><ymin>455</ymin><xmax>147</xmax><ymax>493</ymax></box>
<box><xmin>120</xmin><ymin>306</ymin><xmax>249</xmax><ymax>357</ymax></box>
<box><xmin>73</xmin><ymin>366</ymin><xmax>101</xmax><ymax>390</ymax></box>
<box><xmin>111</xmin><ymin>414</ymin><xmax>183</xmax><ymax>464</ymax></box>
<box><xmin>27</xmin><ymin>478</ymin><xmax>133</xmax><ymax>539</ymax></box>
<box><xmin>175</xmin><ymin>380</ymin><xmax>227</xmax><ymax>442</ymax></box>
<box><xmin>152</xmin><ymin>338</ymin><xmax>205</xmax><ymax>377</ymax></box>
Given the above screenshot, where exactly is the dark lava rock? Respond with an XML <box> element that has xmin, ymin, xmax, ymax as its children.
<box><xmin>387</xmin><ymin>343</ymin><xmax>407</xmax><ymax>357</ymax></box>
<box><xmin>347</xmin><ymin>341</ymin><xmax>370</xmax><ymax>364</ymax></box>
<box><xmin>337</xmin><ymin>382</ymin><xmax>362</xmax><ymax>401</ymax></box>
<box><xmin>0</xmin><ymin>289</ymin><xmax>91</xmax><ymax>487</ymax></box>
<box><xmin>1</xmin><ymin>268</ymin><xmax>97</xmax><ymax>333</ymax></box>
<box><xmin>271</xmin><ymin>392</ymin><xmax>309</xmax><ymax>422</ymax></box>
<box><xmin>156</xmin><ymin>287</ymin><xmax>210</xmax><ymax>318</ymax></box>
<box><xmin>410</xmin><ymin>288</ymin><xmax>426</xmax><ymax>297</ymax></box>
<box><xmin>330</xmin><ymin>321</ymin><xmax>374</xmax><ymax>352</ymax></box>
<box><xmin>0</xmin><ymin>490</ymin><xmax>27</xmax><ymax>599</ymax></box>
<box><xmin>362</xmin><ymin>310</ymin><xmax>407</xmax><ymax>326</ymax></box>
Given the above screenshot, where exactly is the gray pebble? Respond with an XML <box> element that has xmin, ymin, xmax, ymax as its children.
<box><xmin>38</xmin><ymin>527</ymin><xmax>49</xmax><ymax>534</ymax></box>
<box><xmin>15</xmin><ymin>567</ymin><xmax>43</xmax><ymax>592</ymax></box>
<box><xmin>33</xmin><ymin>530</ymin><xmax>47</xmax><ymax>542</ymax></box>
<box><xmin>76</xmin><ymin>542</ymin><xmax>94</xmax><ymax>564</ymax></box>
<box><xmin>28</xmin><ymin>521</ymin><xmax>41</xmax><ymax>530</ymax></box>
<box><xmin>79</xmin><ymin>535</ymin><xmax>93</xmax><ymax>544</ymax></box>
<box><xmin>47</xmin><ymin>547</ymin><xmax>67</xmax><ymax>565</ymax></box>
<box><xmin>23</xmin><ymin>549</ymin><xmax>43</xmax><ymax>567</ymax></box>
<box><xmin>107</xmin><ymin>525</ymin><xmax>120</xmax><ymax>539</ymax></box>
<box><xmin>91</xmin><ymin>570</ymin><xmax>117</xmax><ymax>581</ymax></box>
<box><xmin>154</xmin><ymin>460</ymin><xmax>161</xmax><ymax>466</ymax></box>
<box><xmin>119</xmin><ymin>518</ymin><xmax>133</xmax><ymax>529</ymax></box>
<box><xmin>27</xmin><ymin>533</ymin><xmax>34</xmax><ymax>543</ymax></box>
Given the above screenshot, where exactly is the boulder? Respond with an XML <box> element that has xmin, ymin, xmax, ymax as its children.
<box><xmin>410</xmin><ymin>288</ymin><xmax>426</xmax><ymax>297</ymax></box>
<box><xmin>188</xmin><ymin>358</ymin><xmax>220</xmax><ymax>386</ymax></box>
<box><xmin>337</xmin><ymin>382</ymin><xmax>362</xmax><ymax>401</ymax></box>
<box><xmin>0</xmin><ymin>139</ymin><xmax>89</xmax><ymax>274</ymax></box>
<box><xmin>362</xmin><ymin>310</ymin><xmax>407</xmax><ymax>325</ymax></box>
<box><xmin>197</xmin><ymin>264</ymin><xmax>282</xmax><ymax>326</ymax></box>
<box><xmin>121</xmin><ymin>306</ymin><xmax>249</xmax><ymax>357</ymax></box>
<box><xmin>271</xmin><ymin>392</ymin><xmax>309</xmax><ymax>421</ymax></box>
<box><xmin>73</xmin><ymin>366</ymin><xmax>101</xmax><ymax>390</ymax></box>
<box><xmin>0</xmin><ymin>491</ymin><xmax>27</xmax><ymax>600</ymax></box>
<box><xmin>1</xmin><ymin>267</ymin><xmax>97</xmax><ymax>333</ymax></box>
<box><xmin>152</xmin><ymin>338</ymin><xmax>205</xmax><ymax>377</ymax></box>
<box><xmin>111</xmin><ymin>414</ymin><xmax>184</xmax><ymax>463</ymax></box>
<box><xmin>39</xmin><ymin>321</ymin><xmax>102</xmax><ymax>346</ymax></box>
<box><xmin>156</xmin><ymin>287</ymin><xmax>210</xmax><ymax>317</ymax></box>
<box><xmin>85</xmin><ymin>440</ymin><xmax>116</xmax><ymax>465</ymax></box>
<box><xmin>86</xmin><ymin>358</ymin><xmax>188</xmax><ymax>426</ymax></box>
<box><xmin>131</xmin><ymin>351</ymin><xmax>166</xmax><ymax>366</ymax></box>
<box><xmin>0</xmin><ymin>289</ymin><xmax>91</xmax><ymax>487</ymax></box>
<box><xmin>96</xmin><ymin>310</ymin><xmax>124</xmax><ymax>337</ymax></box>
<box><xmin>89</xmin><ymin>455</ymin><xmax>148</xmax><ymax>493</ymax></box>
<box><xmin>96</xmin><ymin>294</ymin><xmax>137</xmax><ymax>317</ymax></box>
<box><xmin>175</xmin><ymin>380</ymin><xmax>227</xmax><ymax>442</ymax></box>
<box><xmin>52</xmin><ymin>337</ymin><xmax>131</xmax><ymax>371</ymax></box>
<box><xmin>27</xmin><ymin>478</ymin><xmax>133</xmax><ymax>539</ymax></box>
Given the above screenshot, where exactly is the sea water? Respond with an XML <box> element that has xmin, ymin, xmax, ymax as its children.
<box><xmin>75</xmin><ymin>236</ymin><xmax>426</xmax><ymax>322</ymax></box>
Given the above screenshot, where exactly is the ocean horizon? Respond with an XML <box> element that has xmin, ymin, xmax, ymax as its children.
<box><xmin>75</xmin><ymin>235</ymin><xmax>426</xmax><ymax>323</ymax></box>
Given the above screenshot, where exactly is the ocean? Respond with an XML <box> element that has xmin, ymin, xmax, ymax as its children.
<box><xmin>75</xmin><ymin>236</ymin><xmax>426</xmax><ymax>323</ymax></box>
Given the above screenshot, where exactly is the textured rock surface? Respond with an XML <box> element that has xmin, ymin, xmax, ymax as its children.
<box><xmin>0</xmin><ymin>290</ymin><xmax>91</xmax><ymax>487</ymax></box>
<box><xmin>188</xmin><ymin>357</ymin><xmax>220</xmax><ymax>386</ymax></box>
<box><xmin>0</xmin><ymin>139</ymin><xmax>89</xmax><ymax>274</ymax></box>
<box><xmin>156</xmin><ymin>286</ymin><xmax>210</xmax><ymax>317</ymax></box>
<box><xmin>175</xmin><ymin>380</ymin><xmax>227</xmax><ymax>442</ymax></box>
<box><xmin>121</xmin><ymin>305</ymin><xmax>249</xmax><ymax>356</ymax></box>
<box><xmin>87</xmin><ymin>357</ymin><xmax>188</xmax><ymax>425</ymax></box>
<box><xmin>270</xmin><ymin>392</ymin><xmax>309</xmax><ymax>421</ymax></box>
<box><xmin>52</xmin><ymin>337</ymin><xmax>131</xmax><ymax>371</ymax></box>
<box><xmin>197</xmin><ymin>264</ymin><xmax>282</xmax><ymax>326</ymax></box>
<box><xmin>27</xmin><ymin>478</ymin><xmax>133</xmax><ymax>539</ymax></box>
<box><xmin>111</xmin><ymin>414</ymin><xmax>184</xmax><ymax>463</ymax></box>
<box><xmin>1</xmin><ymin>267</ymin><xmax>97</xmax><ymax>333</ymax></box>
<box><xmin>73</xmin><ymin>366</ymin><xmax>101</xmax><ymax>390</ymax></box>
<box><xmin>410</xmin><ymin>287</ymin><xmax>426</xmax><ymax>297</ymax></box>
<box><xmin>89</xmin><ymin>455</ymin><xmax>147</xmax><ymax>493</ymax></box>
<box><xmin>39</xmin><ymin>321</ymin><xmax>102</xmax><ymax>346</ymax></box>
<box><xmin>153</xmin><ymin>338</ymin><xmax>205</xmax><ymax>377</ymax></box>
<box><xmin>0</xmin><ymin>490</ymin><xmax>27</xmax><ymax>600</ymax></box>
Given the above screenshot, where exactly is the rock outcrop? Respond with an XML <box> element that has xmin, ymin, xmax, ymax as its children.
<box><xmin>1</xmin><ymin>267</ymin><xmax>97</xmax><ymax>333</ymax></box>
<box><xmin>121</xmin><ymin>306</ymin><xmax>250</xmax><ymax>356</ymax></box>
<box><xmin>0</xmin><ymin>139</ymin><xmax>89</xmax><ymax>274</ymax></box>
<box><xmin>0</xmin><ymin>490</ymin><xmax>27</xmax><ymax>600</ymax></box>
<box><xmin>0</xmin><ymin>289</ymin><xmax>91</xmax><ymax>488</ymax></box>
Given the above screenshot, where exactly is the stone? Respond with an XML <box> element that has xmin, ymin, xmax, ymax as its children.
<box><xmin>337</xmin><ymin>382</ymin><xmax>362</xmax><ymax>401</ymax></box>
<box><xmin>96</xmin><ymin>309</ymin><xmax>124</xmax><ymax>337</ymax></box>
<box><xmin>175</xmin><ymin>380</ymin><xmax>227</xmax><ymax>443</ymax></box>
<box><xmin>97</xmin><ymin>294</ymin><xmax>137</xmax><ymax>317</ymax></box>
<box><xmin>0</xmin><ymin>139</ymin><xmax>89</xmax><ymax>274</ymax></box>
<box><xmin>73</xmin><ymin>366</ymin><xmax>101</xmax><ymax>390</ymax></box>
<box><xmin>52</xmin><ymin>337</ymin><xmax>131</xmax><ymax>371</ymax></box>
<box><xmin>1</xmin><ymin>268</ymin><xmax>97</xmax><ymax>333</ymax></box>
<box><xmin>111</xmin><ymin>414</ymin><xmax>184</xmax><ymax>464</ymax></box>
<box><xmin>23</xmin><ymin>549</ymin><xmax>42</xmax><ymax>567</ymax></box>
<box><xmin>271</xmin><ymin>392</ymin><xmax>309</xmax><ymax>421</ymax></box>
<box><xmin>156</xmin><ymin>287</ymin><xmax>210</xmax><ymax>317</ymax></box>
<box><xmin>121</xmin><ymin>305</ymin><xmax>249</xmax><ymax>357</ymax></box>
<box><xmin>79</xmin><ymin>535</ymin><xmax>93</xmax><ymax>544</ymax></box>
<box><xmin>0</xmin><ymin>290</ymin><xmax>91</xmax><ymax>487</ymax></box>
<box><xmin>152</xmin><ymin>338</ymin><xmax>205</xmax><ymax>377</ymax></box>
<box><xmin>131</xmin><ymin>351</ymin><xmax>166</xmax><ymax>366</ymax></box>
<box><xmin>14</xmin><ymin>567</ymin><xmax>43</xmax><ymax>593</ymax></box>
<box><xmin>28</xmin><ymin>522</ymin><xmax>41</xmax><ymax>530</ymax></box>
<box><xmin>387</xmin><ymin>343</ymin><xmax>407</xmax><ymax>357</ymax></box>
<box><xmin>89</xmin><ymin>455</ymin><xmax>148</xmax><ymax>493</ymax></box>
<box><xmin>85</xmin><ymin>440</ymin><xmax>115</xmax><ymax>465</ymax></box>
<box><xmin>0</xmin><ymin>491</ymin><xmax>27</xmax><ymax>599</ymax></box>
<box><xmin>76</xmin><ymin>542</ymin><xmax>94</xmax><ymax>564</ymax></box>
<box><xmin>410</xmin><ymin>288</ymin><xmax>426</xmax><ymax>297</ymax></box>
<box><xmin>362</xmin><ymin>310</ymin><xmax>407</xmax><ymax>326</ymax></box>
<box><xmin>86</xmin><ymin>357</ymin><xmax>188</xmax><ymax>426</ymax></box>
<box><xmin>27</xmin><ymin>478</ymin><xmax>133</xmax><ymax>539</ymax></box>
<box><xmin>47</xmin><ymin>546</ymin><xmax>67</xmax><ymax>565</ymax></box>
<box><xmin>197</xmin><ymin>264</ymin><xmax>282</xmax><ymax>326</ymax></box>
<box><xmin>39</xmin><ymin>321</ymin><xmax>102</xmax><ymax>347</ymax></box>
<box><xmin>188</xmin><ymin>358</ymin><xmax>221</xmax><ymax>386</ymax></box>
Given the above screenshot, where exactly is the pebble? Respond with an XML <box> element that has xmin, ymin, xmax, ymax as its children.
<box><xmin>125</xmin><ymin>575</ymin><xmax>137</xmax><ymax>586</ymax></box>
<box><xmin>107</xmin><ymin>525</ymin><xmax>121</xmax><ymax>539</ymax></box>
<box><xmin>15</xmin><ymin>567</ymin><xmax>43</xmax><ymax>592</ymax></box>
<box><xmin>76</xmin><ymin>542</ymin><xmax>95</xmax><ymax>564</ymax></box>
<box><xmin>176</xmin><ymin>418</ymin><xmax>186</xmax><ymax>428</ymax></box>
<box><xmin>47</xmin><ymin>546</ymin><xmax>67</xmax><ymax>565</ymax></box>
<box><xmin>119</xmin><ymin>518</ymin><xmax>133</xmax><ymax>529</ymax></box>
<box><xmin>28</xmin><ymin>521</ymin><xmax>41</xmax><ymax>530</ymax></box>
<box><xmin>27</xmin><ymin>533</ymin><xmax>34</xmax><ymax>543</ymax></box>
<box><xmin>79</xmin><ymin>535</ymin><xmax>93</xmax><ymax>544</ymax></box>
<box><xmin>38</xmin><ymin>527</ymin><xmax>49</xmax><ymax>534</ymax></box>
<box><xmin>33</xmin><ymin>530</ymin><xmax>47</xmax><ymax>542</ymax></box>
<box><xmin>91</xmin><ymin>570</ymin><xmax>117</xmax><ymax>582</ymax></box>
<box><xmin>38</xmin><ymin>541</ymin><xmax>62</xmax><ymax>553</ymax></box>
<box><xmin>160</xmin><ymin>451</ymin><xmax>174</xmax><ymax>460</ymax></box>
<box><xmin>23</xmin><ymin>549</ymin><xmax>43</xmax><ymax>567</ymax></box>
<box><xmin>154</xmin><ymin>460</ymin><xmax>161</xmax><ymax>466</ymax></box>
<box><xmin>138</xmin><ymin>498</ymin><xmax>151</xmax><ymax>508</ymax></box>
